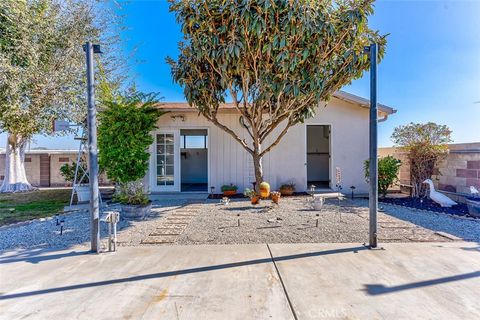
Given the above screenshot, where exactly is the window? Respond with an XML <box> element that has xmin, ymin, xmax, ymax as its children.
<box><xmin>180</xmin><ymin>135</ymin><xmax>207</xmax><ymax>149</ymax></box>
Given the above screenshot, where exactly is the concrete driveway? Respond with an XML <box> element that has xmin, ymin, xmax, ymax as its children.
<box><xmin>1</xmin><ymin>242</ymin><xmax>479</xmax><ymax>319</ymax></box>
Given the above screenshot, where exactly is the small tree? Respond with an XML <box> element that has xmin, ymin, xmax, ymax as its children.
<box><xmin>98</xmin><ymin>91</ymin><xmax>165</xmax><ymax>204</ymax></box>
<box><xmin>365</xmin><ymin>155</ymin><xmax>401</xmax><ymax>198</ymax></box>
<box><xmin>0</xmin><ymin>0</ymin><xmax>125</xmax><ymax>192</ymax></box>
<box><xmin>167</xmin><ymin>0</ymin><xmax>386</xmax><ymax>187</ymax></box>
<box><xmin>391</xmin><ymin>122</ymin><xmax>452</xmax><ymax>197</ymax></box>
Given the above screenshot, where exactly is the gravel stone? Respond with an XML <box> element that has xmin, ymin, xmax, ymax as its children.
<box><xmin>1</xmin><ymin>196</ymin><xmax>479</xmax><ymax>251</ymax></box>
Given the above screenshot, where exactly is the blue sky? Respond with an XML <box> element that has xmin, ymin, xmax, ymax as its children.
<box><xmin>2</xmin><ymin>0</ymin><xmax>479</xmax><ymax>150</ymax></box>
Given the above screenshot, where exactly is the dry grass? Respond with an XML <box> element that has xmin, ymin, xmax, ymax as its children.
<box><xmin>0</xmin><ymin>189</ymin><xmax>71</xmax><ymax>226</ymax></box>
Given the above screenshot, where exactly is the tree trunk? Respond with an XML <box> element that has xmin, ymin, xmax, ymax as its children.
<box><xmin>0</xmin><ymin>133</ymin><xmax>34</xmax><ymax>193</ymax></box>
<box><xmin>252</xmin><ymin>151</ymin><xmax>264</xmax><ymax>191</ymax></box>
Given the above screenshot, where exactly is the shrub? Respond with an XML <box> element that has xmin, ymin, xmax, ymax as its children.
<box><xmin>365</xmin><ymin>156</ymin><xmax>402</xmax><ymax>198</ymax></box>
<box><xmin>391</xmin><ymin>122</ymin><xmax>451</xmax><ymax>197</ymax></box>
<box><xmin>59</xmin><ymin>161</ymin><xmax>89</xmax><ymax>184</ymax></box>
<box><xmin>98</xmin><ymin>91</ymin><xmax>165</xmax><ymax>204</ymax></box>
<box><xmin>221</xmin><ymin>184</ymin><xmax>238</xmax><ymax>192</ymax></box>
<box><xmin>113</xmin><ymin>181</ymin><xmax>150</xmax><ymax>205</ymax></box>
<box><xmin>280</xmin><ymin>183</ymin><xmax>295</xmax><ymax>191</ymax></box>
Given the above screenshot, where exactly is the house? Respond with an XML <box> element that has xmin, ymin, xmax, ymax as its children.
<box><xmin>147</xmin><ymin>91</ymin><xmax>395</xmax><ymax>195</ymax></box>
<box><xmin>0</xmin><ymin>149</ymin><xmax>111</xmax><ymax>187</ymax></box>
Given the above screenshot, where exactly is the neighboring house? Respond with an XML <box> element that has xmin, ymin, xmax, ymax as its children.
<box><xmin>379</xmin><ymin>143</ymin><xmax>480</xmax><ymax>195</ymax></box>
<box><xmin>0</xmin><ymin>150</ymin><xmax>111</xmax><ymax>187</ymax></box>
<box><xmin>147</xmin><ymin>91</ymin><xmax>396</xmax><ymax>195</ymax></box>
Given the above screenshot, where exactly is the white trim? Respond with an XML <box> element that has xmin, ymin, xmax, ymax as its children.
<box><xmin>179</xmin><ymin>126</ymin><xmax>210</xmax><ymax>193</ymax></box>
<box><xmin>150</xmin><ymin>130</ymin><xmax>180</xmax><ymax>192</ymax></box>
<box><xmin>305</xmin><ymin>123</ymin><xmax>333</xmax><ymax>191</ymax></box>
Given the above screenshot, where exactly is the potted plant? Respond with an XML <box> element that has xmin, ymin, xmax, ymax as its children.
<box><xmin>114</xmin><ymin>181</ymin><xmax>151</xmax><ymax>219</ymax></box>
<box><xmin>221</xmin><ymin>184</ymin><xmax>238</xmax><ymax>197</ymax></box>
<box><xmin>59</xmin><ymin>161</ymin><xmax>90</xmax><ymax>202</ymax></box>
<box><xmin>98</xmin><ymin>90</ymin><xmax>165</xmax><ymax>219</ymax></box>
<box><xmin>271</xmin><ymin>191</ymin><xmax>281</xmax><ymax>204</ymax></box>
<box><xmin>280</xmin><ymin>183</ymin><xmax>295</xmax><ymax>196</ymax></box>
<box><xmin>259</xmin><ymin>181</ymin><xmax>270</xmax><ymax>198</ymax></box>
<box><xmin>244</xmin><ymin>188</ymin><xmax>260</xmax><ymax>205</ymax></box>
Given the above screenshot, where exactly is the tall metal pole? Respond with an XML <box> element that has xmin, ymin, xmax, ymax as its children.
<box><xmin>84</xmin><ymin>42</ymin><xmax>100</xmax><ymax>253</ymax></box>
<box><xmin>368</xmin><ymin>43</ymin><xmax>378</xmax><ymax>248</ymax></box>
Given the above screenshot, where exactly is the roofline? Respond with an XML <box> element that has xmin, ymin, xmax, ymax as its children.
<box><xmin>157</xmin><ymin>90</ymin><xmax>396</xmax><ymax>115</ymax></box>
<box><xmin>0</xmin><ymin>149</ymin><xmax>78</xmax><ymax>155</ymax></box>
<box><xmin>334</xmin><ymin>90</ymin><xmax>396</xmax><ymax>115</ymax></box>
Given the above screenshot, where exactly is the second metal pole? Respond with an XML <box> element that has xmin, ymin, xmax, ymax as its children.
<box><xmin>85</xmin><ymin>42</ymin><xmax>100</xmax><ymax>253</ymax></box>
<box><xmin>368</xmin><ymin>43</ymin><xmax>378</xmax><ymax>248</ymax></box>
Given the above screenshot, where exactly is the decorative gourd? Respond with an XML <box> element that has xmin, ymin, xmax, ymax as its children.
<box><xmin>259</xmin><ymin>182</ymin><xmax>270</xmax><ymax>198</ymax></box>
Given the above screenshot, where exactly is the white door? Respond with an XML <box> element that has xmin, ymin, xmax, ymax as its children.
<box><xmin>152</xmin><ymin>131</ymin><xmax>180</xmax><ymax>192</ymax></box>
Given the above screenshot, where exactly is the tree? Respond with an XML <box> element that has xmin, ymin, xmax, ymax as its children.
<box><xmin>167</xmin><ymin>0</ymin><xmax>386</xmax><ymax>187</ymax></box>
<box><xmin>365</xmin><ymin>155</ymin><xmax>401</xmax><ymax>198</ymax></box>
<box><xmin>98</xmin><ymin>91</ymin><xmax>165</xmax><ymax>204</ymax></box>
<box><xmin>0</xmin><ymin>0</ymin><xmax>125</xmax><ymax>192</ymax></box>
<box><xmin>391</xmin><ymin>122</ymin><xmax>452</xmax><ymax>197</ymax></box>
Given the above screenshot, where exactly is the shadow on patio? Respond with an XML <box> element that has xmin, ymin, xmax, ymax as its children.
<box><xmin>0</xmin><ymin>245</ymin><xmax>367</xmax><ymax>300</ymax></box>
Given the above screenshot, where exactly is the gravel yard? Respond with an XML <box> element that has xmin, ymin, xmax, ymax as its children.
<box><xmin>0</xmin><ymin>200</ymin><xmax>188</xmax><ymax>251</ymax></box>
<box><xmin>0</xmin><ymin>196</ymin><xmax>479</xmax><ymax>251</ymax></box>
<box><xmin>177</xmin><ymin>197</ymin><xmax>480</xmax><ymax>245</ymax></box>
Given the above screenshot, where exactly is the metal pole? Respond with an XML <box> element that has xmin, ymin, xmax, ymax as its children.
<box><xmin>84</xmin><ymin>42</ymin><xmax>100</xmax><ymax>253</ymax></box>
<box><xmin>368</xmin><ymin>43</ymin><xmax>378</xmax><ymax>248</ymax></box>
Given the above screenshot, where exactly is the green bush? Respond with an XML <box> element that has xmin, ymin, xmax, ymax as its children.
<box><xmin>221</xmin><ymin>184</ymin><xmax>238</xmax><ymax>192</ymax></box>
<box><xmin>113</xmin><ymin>181</ymin><xmax>150</xmax><ymax>205</ymax></box>
<box><xmin>365</xmin><ymin>156</ymin><xmax>401</xmax><ymax>198</ymax></box>
<box><xmin>59</xmin><ymin>161</ymin><xmax>89</xmax><ymax>184</ymax></box>
<box><xmin>98</xmin><ymin>91</ymin><xmax>165</xmax><ymax>204</ymax></box>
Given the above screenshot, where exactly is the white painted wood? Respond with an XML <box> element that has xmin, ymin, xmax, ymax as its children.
<box><xmin>148</xmin><ymin>97</ymin><xmax>373</xmax><ymax>194</ymax></box>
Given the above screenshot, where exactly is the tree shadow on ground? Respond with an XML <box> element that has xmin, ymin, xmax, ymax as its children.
<box><xmin>363</xmin><ymin>271</ymin><xmax>480</xmax><ymax>295</ymax></box>
<box><xmin>0</xmin><ymin>245</ymin><xmax>368</xmax><ymax>300</ymax></box>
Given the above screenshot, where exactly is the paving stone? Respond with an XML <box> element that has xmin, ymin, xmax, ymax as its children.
<box><xmin>149</xmin><ymin>229</ymin><xmax>182</xmax><ymax>236</ymax></box>
<box><xmin>163</xmin><ymin>220</ymin><xmax>189</xmax><ymax>225</ymax></box>
<box><xmin>156</xmin><ymin>224</ymin><xmax>186</xmax><ymax>230</ymax></box>
<box><xmin>168</xmin><ymin>214</ymin><xmax>196</xmax><ymax>218</ymax></box>
<box><xmin>141</xmin><ymin>235</ymin><xmax>177</xmax><ymax>244</ymax></box>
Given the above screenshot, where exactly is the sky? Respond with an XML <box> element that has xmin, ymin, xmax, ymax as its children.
<box><xmin>1</xmin><ymin>0</ymin><xmax>479</xmax><ymax>150</ymax></box>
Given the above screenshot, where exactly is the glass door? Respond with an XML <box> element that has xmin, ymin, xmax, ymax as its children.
<box><xmin>154</xmin><ymin>131</ymin><xmax>179</xmax><ymax>191</ymax></box>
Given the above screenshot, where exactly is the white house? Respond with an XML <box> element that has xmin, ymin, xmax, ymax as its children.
<box><xmin>146</xmin><ymin>91</ymin><xmax>395</xmax><ymax>195</ymax></box>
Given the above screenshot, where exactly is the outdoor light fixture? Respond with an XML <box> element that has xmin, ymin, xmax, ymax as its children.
<box><xmin>171</xmin><ymin>114</ymin><xmax>186</xmax><ymax>122</ymax></box>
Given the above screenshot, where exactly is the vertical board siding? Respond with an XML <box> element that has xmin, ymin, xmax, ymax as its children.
<box><xmin>152</xmin><ymin>97</ymin><xmax>371</xmax><ymax>194</ymax></box>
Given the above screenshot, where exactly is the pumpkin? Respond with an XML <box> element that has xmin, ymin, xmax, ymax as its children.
<box><xmin>259</xmin><ymin>182</ymin><xmax>270</xmax><ymax>198</ymax></box>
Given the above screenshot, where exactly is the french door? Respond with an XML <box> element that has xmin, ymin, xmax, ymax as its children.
<box><xmin>152</xmin><ymin>130</ymin><xmax>180</xmax><ymax>192</ymax></box>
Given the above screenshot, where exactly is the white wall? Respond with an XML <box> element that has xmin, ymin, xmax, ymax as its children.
<box><xmin>148</xmin><ymin>97</ymin><xmax>372</xmax><ymax>194</ymax></box>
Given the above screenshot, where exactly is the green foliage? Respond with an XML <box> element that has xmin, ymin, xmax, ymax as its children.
<box><xmin>280</xmin><ymin>183</ymin><xmax>295</xmax><ymax>190</ymax></box>
<box><xmin>243</xmin><ymin>188</ymin><xmax>257</xmax><ymax>199</ymax></box>
<box><xmin>113</xmin><ymin>182</ymin><xmax>150</xmax><ymax>206</ymax></box>
<box><xmin>391</xmin><ymin>122</ymin><xmax>452</xmax><ymax>197</ymax></box>
<box><xmin>98</xmin><ymin>91</ymin><xmax>165</xmax><ymax>184</ymax></box>
<box><xmin>167</xmin><ymin>0</ymin><xmax>386</xmax><ymax>185</ymax></box>
<box><xmin>0</xmin><ymin>0</ymin><xmax>125</xmax><ymax>138</ymax></box>
<box><xmin>221</xmin><ymin>184</ymin><xmax>238</xmax><ymax>192</ymax></box>
<box><xmin>365</xmin><ymin>156</ymin><xmax>401</xmax><ymax>198</ymax></box>
<box><xmin>59</xmin><ymin>161</ymin><xmax>89</xmax><ymax>184</ymax></box>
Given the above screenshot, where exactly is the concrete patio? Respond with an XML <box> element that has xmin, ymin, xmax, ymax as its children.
<box><xmin>1</xmin><ymin>242</ymin><xmax>479</xmax><ymax>319</ymax></box>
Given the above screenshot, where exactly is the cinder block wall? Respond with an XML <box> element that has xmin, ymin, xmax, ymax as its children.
<box><xmin>0</xmin><ymin>151</ymin><xmax>112</xmax><ymax>187</ymax></box>
<box><xmin>379</xmin><ymin>143</ymin><xmax>480</xmax><ymax>194</ymax></box>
